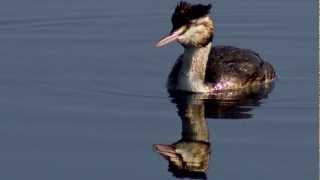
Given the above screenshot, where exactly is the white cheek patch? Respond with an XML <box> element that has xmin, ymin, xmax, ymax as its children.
<box><xmin>177</xmin><ymin>16</ymin><xmax>213</xmax><ymax>46</ymax></box>
<box><xmin>181</xmin><ymin>25</ymin><xmax>207</xmax><ymax>44</ymax></box>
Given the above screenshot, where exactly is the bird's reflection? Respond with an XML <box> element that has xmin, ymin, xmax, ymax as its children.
<box><xmin>153</xmin><ymin>83</ymin><xmax>274</xmax><ymax>179</ymax></box>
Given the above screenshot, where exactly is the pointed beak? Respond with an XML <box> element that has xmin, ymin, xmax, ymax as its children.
<box><xmin>153</xmin><ymin>144</ymin><xmax>177</xmax><ymax>160</ymax></box>
<box><xmin>155</xmin><ymin>27</ymin><xmax>185</xmax><ymax>47</ymax></box>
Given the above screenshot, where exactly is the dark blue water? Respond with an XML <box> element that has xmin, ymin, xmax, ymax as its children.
<box><xmin>0</xmin><ymin>0</ymin><xmax>316</xmax><ymax>179</ymax></box>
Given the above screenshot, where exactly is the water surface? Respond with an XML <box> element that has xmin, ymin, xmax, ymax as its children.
<box><xmin>0</xmin><ymin>0</ymin><xmax>316</xmax><ymax>179</ymax></box>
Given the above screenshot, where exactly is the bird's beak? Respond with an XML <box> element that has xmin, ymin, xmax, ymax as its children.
<box><xmin>153</xmin><ymin>144</ymin><xmax>177</xmax><ymax>160</ymax></box>
<box><xmin>156</xmin><ymin>27</ymin><xmax>185</xmax><ymax>47</ymax></box>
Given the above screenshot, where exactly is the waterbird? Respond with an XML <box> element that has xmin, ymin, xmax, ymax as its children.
<box><xmin>156</xmin><ymin>1</ymin><xmax>276</xmax><ymax>93</ymax></box>
<box><xmin>154</xmin><ymin>93</ymin><xmax>210</xmax><ymax>179</ymax></box>
<box><xmin>153</xmin><ymin>84</ymin><xmax>274</xmax><ymax>178</ymax></box>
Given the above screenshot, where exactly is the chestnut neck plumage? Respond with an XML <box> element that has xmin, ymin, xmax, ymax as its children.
<box><xmin>177</xmin><ymin>42</ymin><xmax>212</xmax><ymax>93</ymax></box>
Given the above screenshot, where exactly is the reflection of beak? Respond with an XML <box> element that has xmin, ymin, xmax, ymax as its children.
<box><xmin>153</xmin><ymin>144</ymin><xmax>178</xmax><ymax>160</ymax></box>
<box><xmin>155</xmin><ymin>27</ymin><xmax>185</xmax><ymax>47</ymax></box>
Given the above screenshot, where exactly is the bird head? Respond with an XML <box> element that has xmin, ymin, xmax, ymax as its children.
<box><xmin>153</xmin><ymin>142</ymin><xmax>210</xmax><ymax>176</ymax></box>
<box><xmin>156</xmin><ymin>1</ymin><xmax>214</xmax><ymax>48</ymax></box>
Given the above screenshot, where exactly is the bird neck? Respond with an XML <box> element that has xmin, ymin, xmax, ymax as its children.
<box><xmin>177</xmin><ymin>42</ymin><xmax>212</xmax><ymax>93</ymax></box>
<box><xmin>180</xmin><ymin>96</ymin><xmax>209</xmax><ymax>142</ymax></box>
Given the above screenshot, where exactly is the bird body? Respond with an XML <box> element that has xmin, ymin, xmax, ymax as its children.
<box><xmin>167</xmin><ymin>44</ymin><xmax>276</xmax><ymax>92</ymax></box>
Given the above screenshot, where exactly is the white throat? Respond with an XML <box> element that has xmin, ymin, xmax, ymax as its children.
<box><xmin>177</xmin><ymin>43</ymin><xmax>212</xmax><ymax>93</ymax></box>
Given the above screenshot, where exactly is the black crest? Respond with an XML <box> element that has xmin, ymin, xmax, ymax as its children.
<box><xmin>171</xmin><ymin>1</ymin><xmax>212</xmax><ymax>31</ymax></box>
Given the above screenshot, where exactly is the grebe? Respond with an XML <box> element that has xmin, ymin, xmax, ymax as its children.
<box><xmin>153</xmin><ymin>84</ymin><xmax>274</xmax><ymax>178</ymax></box>
<box><xmin>154</xmin><ymin>93</ymin><xmax>210</xmax><ymax>178</ymax></box>
<box><xmin>156</xmin><ymin>1</ymin><xmax>276</xmax><ymax>93</ymax></box>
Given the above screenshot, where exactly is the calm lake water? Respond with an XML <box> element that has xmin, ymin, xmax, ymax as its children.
<box><xmin>0</xmin><ymin>0</ymin><xmax>316</xmax><ymax>179</ymax></box>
